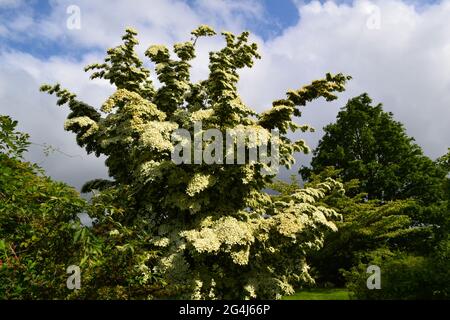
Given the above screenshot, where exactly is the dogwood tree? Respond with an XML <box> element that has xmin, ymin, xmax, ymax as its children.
<box><xmin>41</xmin><ymin>26</ymin><xmax>350</xmax><ymax>299</ymax></box>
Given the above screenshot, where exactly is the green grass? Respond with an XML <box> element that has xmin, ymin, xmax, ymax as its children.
<box><xmin>282</xmin><ymin>288</ymin><xmax>350</xmax><ymax>300</ymax></box>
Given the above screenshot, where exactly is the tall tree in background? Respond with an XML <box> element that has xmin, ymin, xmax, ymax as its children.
<box><xmin>342</xmin><ymin>148</ymin><xmax>449</xmax><ymax>300</ymax></box>
<box><xmin>298</xmin><ymin>95</ymin><xmax>449</xmax><ymax>297</ymax></box>
<box><xmin>301</xmin><ymin>93</ymin><xmax>446</xmax><ymax>204</ymax></box>
<box><xmin>271</xmin><ymin>170</ymin><xmax>423</xmax><ymax>287</ymax></box>
<box><xmin>41</xmin><ymin>26</ymin><xmax>351</xmax><ymax>299</ymax></box>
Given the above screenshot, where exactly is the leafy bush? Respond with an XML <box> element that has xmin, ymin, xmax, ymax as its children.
<box><xmin>271</xmin><ymin>171</ymin><xmax>425</xmax><ymax>287</ymax></box>
<box><xmin>0</xmin><ymin>115</ymin><xmax>168</xmax><ymax>299</ymax></box>
<box><xmin>0</xmin><ymin>116</ymin><xmax>86</xmax><ymax>298</ymax></box>
<box><xmin>344</xmin><ymin>241</ymin><xmax>450</xmax><ymax>300</ymax></box>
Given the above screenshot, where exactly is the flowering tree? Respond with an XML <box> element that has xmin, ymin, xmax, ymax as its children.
<box><xmin>41</xmin><ymin>25</ymin><xmax>350</xmax><ymax>299</ymax></box>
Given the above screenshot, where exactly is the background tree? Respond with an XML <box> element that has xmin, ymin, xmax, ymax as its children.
<box><xmin>343</xmin><ymin>148</ymin><xmax>449</xmax><ymax>299</ymax></box>
<box><xmin>41</xmin><ymin>25</ymin><xmax>351</xmax><ymax>299</ymax></box>
<box><xmin>297</xmin><ymin>94</ymin><xmax>449</xmax><ymax>298</ymax></box>
<box><xmin>301</xmin><ymin>93</ymin><xmax>446</xmax><ymax>204</ymax></box>
<box><xmin>271</xmin><ymin>170</ymin><xmax>424</xmax><ymax>287</ymax></box>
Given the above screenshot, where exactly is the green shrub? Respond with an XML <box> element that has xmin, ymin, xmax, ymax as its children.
<box><xmin>344</xmin><ymin>243</ymin><xmax>450</xmax><ymax>300</ymax></box>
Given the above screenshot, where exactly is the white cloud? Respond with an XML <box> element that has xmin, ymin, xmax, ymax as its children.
<box><xmin>0</xmin><ymin>50</ymin><xmax>111</xmax><ymax>188</ymax></box>
<box><xmin>0</xmin><ymin>0</ymin><xmax>265</xmax><ymax>189</ymax></box>
<box><xmin>1</xmin><ymin>0</ymin><xmax>265</xmax><ymax>50</ymax></box>
<box><xmin>239</xmin><ymin>0</ymin><xmax>450</xmax><ymax>163</ymax></box>
<box><xmin>1</xmin><ymin>0</ymin><xmax>449</xmax><ymax>189</ymax></box>
<box><xmin>9</xmin><ymin>14</ymin><xmax>33</xmax><ymax>31</ymax></box>
<box><xmin>0</xmin><ymin>0</ymin><xmax>22</xmax><ymax>8</ymax></box>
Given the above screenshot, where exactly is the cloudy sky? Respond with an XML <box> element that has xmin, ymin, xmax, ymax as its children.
<box><xmin>1</xmin><ymin>0</ymin><xmax>449</xmax><ymax>190</ymax></box>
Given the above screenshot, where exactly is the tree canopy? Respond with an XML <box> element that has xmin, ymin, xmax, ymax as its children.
<box><xmin>1</xmin><ymin>24</ymin><xmax>448</xmax><ymax>301</ymax></box>
<box><xmin>40</xmin><ymin>25</ymin><xmax>351</xmax><ymax>299</ymax></box>
<box><xmin>297</xmin><ymin>94</ymin><xmax>449</xmax><ymax>298</ymax></box>
<box><xmin>301</xmin><ymin>94</ymin><xmax>447</xmax><ymax>204</ymax></box>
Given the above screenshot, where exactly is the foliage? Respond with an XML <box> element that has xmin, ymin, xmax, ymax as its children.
<box><xmin>41</xmin><ymin>26</ymin><xmax>351</xmax><ymax>299</ymax></box>
<box><xmin>301</xmin><ymin>94</ymin><xmax>447</xmax><ymax>204</ymax></box>
<box><xmin>66</xmin><ymin>186</ymin><xmax>168</xmax><ymax>300</ymax></box>
<box><xmin>0</xmin><ymin>116</ymin><xmax>86</xmax><ymax>299</ymax></box>
<box><xmin>344</xmin><ymin>239</ymin><xmax>450</xmax><ymax>300</ymax></box>
<box><xmin>436</xmin><ymin>148</ymin><xmax>450</xmax><ymax>202</ymax></box>
<box><xmin>0</xmin><ymin>115</ymin><xmax>167</xmax><ymax>299</ymax></box>
<box><xmin>437</xmin><ymin>148</ymin><xmax>450</xmax><ymax>172</ymax></box>
<box><xmin>271</xmin><ymin>170</ymin><xmax>424</xmax><ymax>286</ymax></box>
<box><xmin>298</xmin><ymin>94</ymin><xmax>449</xmax><ymax>295</ymax></box>
<box><xmin>0</xmin><ymin>115</ymin><xmax>30</xmax><ymax>159</ymax></box>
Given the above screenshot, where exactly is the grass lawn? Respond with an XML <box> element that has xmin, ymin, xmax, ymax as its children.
<box><xmin>282</xmin><ymin>288</ymin><xmax>350</xmax><ymax>300</ymax></box>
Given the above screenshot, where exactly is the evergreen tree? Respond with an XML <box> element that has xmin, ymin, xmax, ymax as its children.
<box><xmin>297</xmin><ymin>94</ymin><xmax>450</xmax><ymax>292</ymax></box>
<box><xmin>301</xmin><ymin>94</ymin><xmax>446</xmax><ymax>203</ymax></box>
<box><xmin>271</xmin><ymin>170</ymin><xmax>423</xmax><ymax>286</ymax></box>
